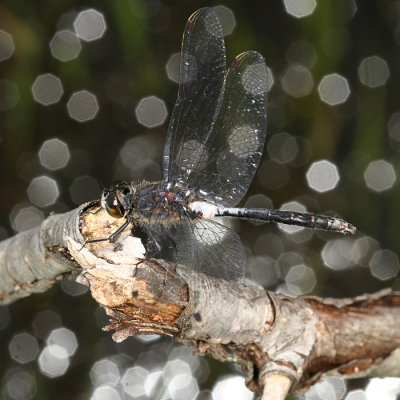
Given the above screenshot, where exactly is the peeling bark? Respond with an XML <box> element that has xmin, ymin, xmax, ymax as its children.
<box><xmin>1</xmin><ymin>204</ymin><xmax>400</xmax><ymax>397</ymax></box>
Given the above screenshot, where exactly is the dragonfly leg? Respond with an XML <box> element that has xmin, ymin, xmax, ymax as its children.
<box><xmin>81</xmin><ymin>219</ymin><xmax>131</xmax><ymax>250</ymax></box>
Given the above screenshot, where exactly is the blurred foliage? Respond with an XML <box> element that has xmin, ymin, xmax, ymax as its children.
<box><xmin>0</xmin><ymin>0</ymin><xmax>400</xmax><ymax>398</ymax></box>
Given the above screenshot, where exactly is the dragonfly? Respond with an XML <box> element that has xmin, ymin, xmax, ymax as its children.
<box><xmin>94</xmin><ymin>7</ymin><xmax>356</xmax><ymax>282</ymax></box>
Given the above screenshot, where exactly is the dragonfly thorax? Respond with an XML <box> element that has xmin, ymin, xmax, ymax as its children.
<box><xmin>133</xmin><ymin>181</ymin><xmax>199</xmax><ymax>222</ymax></box>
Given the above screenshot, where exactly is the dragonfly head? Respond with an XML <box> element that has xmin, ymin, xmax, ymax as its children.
<box><xmin>101</xmin><ymin>181</ymin><xmax>133</xmax><ymax>219</ymax></box>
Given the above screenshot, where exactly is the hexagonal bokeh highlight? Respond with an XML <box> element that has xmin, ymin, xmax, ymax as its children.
<box><xmin>365</xmin><ymin>378</ymin><xmax>400</xmax><ymax>400</ymax></box>
<box><xmin>90</xmin><ymin>358</ymin><xmax>120</xmax><ymax>387</ymax></box>
<box><xmin>4</xmin><ymin>369</ymin><xmax>37</xmax><ymax>400</ymax></box>
<box><xmin>74</xmin><ymin>9</ymin><xmax>107</xmax><ymax>42</ymax></box>
<box><xmin>9</xmin><ymin>332</ymin><xmax>39</xmax><ymax>364</ymax></box>
<box><xmin>31</xmin><ymin>73</ymin><xmax>63</xmax><ymax>106</ymax></box>
<box><xmin>364</xmin><ymin>159</ymin><xmax>396</xmax><ymax>192</ymax></box>
<box><xmin>212</xmin><ymin>375</ymin><xmax>253</xmax><ymax>400</ymax></box>
<box><xmin>285</xmin><ymin>264</ymin><xmax>316</xmax><ymax>295</ymax></box>
<box><xmin>345</xmin><ymin>389</ymin><xmax>367</xmax><ymax>400</ymax></box>
<box><xmin>213</xmin><ymin>5</ymin><xmax>236</xmax><ymax>36</ymax></box>
<box><xmin>318</xmin><ymin>73</ymin><xmax>350</xmax><ymax>105</ymax></box>
<box><xmin>168</xmin><ymin>373</ymin><xmax>199</xmax><ymax>400</ymax></box>
<box><xmin>281</xmin><ymin>64</ymin><xmax>313</xmax><ymax>98</ymax></box>
<box><xmin>358</xmin><ymin>55</ymin><xmax>389</xmax><ymax>88</ymax></box>
<box><xmin>135</xmin><ymin>96</ymin><xmax>168</xmax><ymax>128</ymax></box>
<box><xmin>49</xmin><ymin>30</ymin><xmax>82</xmax><ymax>62</ymax></box>
<box><xmin>122</xmin><ymin>366</ymin><xmax>148</xmax><ymax>397</ymax></box>
<box><xmin>165</xmin><ymin>52</ymin><xmax>180</xmax><ymax>83</ymax></box>
<box><xmin>67</xmin><ymin>90</ymin><xmax>99</xmax><ymax>122</ymax></box>
<box><xmin>27</xmin><ymin>176</ymin><xmax>59</xmax><ymax>207</ymax></box>
<box><xmin>47</xmin><ymin>327</ymin><xmax>78</xmax><ymax>357</ymax></box>
<box><xmin>0</xmin><ymin>30</ymin><xmax>15</xmax><ymax>62</ymax></box>
<box><xmin>0</xmin><ymin>79</ymin><xmax>19</xmax><ymax>110</ymax></box>
<box><xmin>91</xmin><ymin>386</ymin><xmax>120</xmax><ymax>400</ymax></box>
<box><xmin>306</xmin><ymin>160</ymin><xmax>340</xmax><ymax>192</ymax></box>
<box><xmin>32</xmin><ymin>309</ymin><xmax>62</xmax><ymax>339</ymax></box>
<box><xmin>10</xmin><ymin>205</ymin><xmax>44</xmax><ymax>232</ymax></box>
<box><xmin>369</xmin><ymin>249</ymin><xmax>399</xmax><ymax>281</ymax></box>
<box><xmin>268</xmin><ymin>132</ymin><xmax>298</xmax><ymax>164</ymax></box>
<box><xmin>39</xmin><ymin>138</ymin><xmax>70</xmax><ymax>171</ymax></box>
<box><xmin>322</xmin><ymin>238</ymin><xmax>355</xmax><ymax>270</ymax></box>
<box><xmin>283</xmin><ymin>0</ymin><xmax>317</xmax><ymax>18</ymax></box>
<box><xmin>38</xmin><ymin>344</ymin><xmax>70</xmax><ymax>378</ymax></box>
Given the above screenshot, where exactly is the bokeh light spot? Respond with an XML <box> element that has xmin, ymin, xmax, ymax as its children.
<box><xmin>135</xmin><ymin>96</ymin><xmax>168</xmax><ymax>128</ymax></box>
<box><xmin>67</xmin><ymin>90</ymin><xmax>99</xmax><ymax>122</ymax></box>
<box><xmin>5</xmin><ymin>369</ymin><xmax>37</xmax><ymax>400</ymax></box>
<box><xmin>39</xmin><ymin>138</ymin><xmax>70</xmax><ymax>171</ymax></box>
<box><xmin>369</xmin><ymin>249</ymin><xmax>399</xmax><ymax>280</ymax></box>
<box><xmin>285</xmin><ymin>264</ymin><xmax>316</xmax><ymax>295</ymax></box>
<box><xmin>27</xmin><ymin>176</ymin><xmax>59</xmax><ymax>207</ymax></box>
<box><xmin>283</xmin><ymin>0</ymin><xmax>317</xmax><ymax>18</ymax></box>
<box><xmin>365</xmin><ymin>378</ymin><xmax>400</xmax><ymax>400</ymax></box>
<box><xmin>38</xmin><ymin>344</ymin><xmax>70</xmax><ymax>378</ymax></box>
<box><xmin>306</xmin><ymin>160</ymin><xmax>340</xmax><ymax>192</ymax></box>
<box><xmin>61</xmin><ymin>280</ymin><xmax>88</xmax><ymax>296</ymax></box>
<box><xmin>388</xmin><ymin>111</ymin><xmax>400</xmax><ymax>145</ymax></box>
<box><xmin>281</xmin><ymin>64</ymin><xmax>313</xmax><ymax>98</ymax></box>
<box><xmin>318</xmin><ymin>73</ymin><xmax>350</xmax><ymax>105</ymax></box>
<box><xmin>345</xmin><ymin>390</ymin><xmax>367</xmax><ymax>400</ymax></box>
<box><xmin>10</xmin><ymin>205</ymin><xmax>44</xmax><ymax>232</ymax></box>
<box><xmin>0</xmin><ymin>30</ymin><xmax>15</xmax><ymax>61</ymax></box>
<box><xmin>364</xmin><ymin>159</ymin><xmax>396</xmax><ymax>192</ymax></box>
<box><xmin>358</xmin><ymin>55</ymin><xmax>390</xmax><ymax>88</ymax></box>
<box><xmin>90</xmin><ymin>358</ymin><xmax>120</xmax><ymax>387</ymax></box>
<box><xmin>47</xmin><ymin>327</ymin><xmax>78</xmax><ymax>357</ymax></box>
<box><xmin>268</xmin><ymin>132</ymin><xmax>298</xmax><ymax>164</ymax></box>
<box><xmin>74</xmin><ymin>9</ymin><xmax>107</xmax><ymax>42</ymax></box>
<box><xmin>91</xmin><ymin>386</ymin><xmax>120</xmax><ymax>400</ymax></box>
<box><xmin>9</xmin><ymin>332</ymin><xmax>39</xmax><ymax>364</ymax></box>
<box><xmin>49</xmin><ymin>30</ymin><xmax>82</xmax><ymax>62</ymax></box>
<box><xmin>32</xmin><ymin>309</ymin><xmax>62</xmax><ymax>339</ymax></box>
<box><xmin>212</xmin><ymin>375</ymin><xmax>253</xmax><ymax>400</ymax></box>
<box><xmin>121</xmin><ymin>366</ymin><xmax>148</xmax><ymax>397</ymax></box>
<box><xmin>322</xmin><ymin>238</ymin><xmax>355</xmax><ymax>270</ymax></box>
<box><xmin>165</xmin><ymin>52</ymin><xmax>180</xmax><ymax>83</ymax></box>
<box><xmin>213</xmin><ymin>5</ymin><xmax>236</xmax><ymax>36</ymax></box>
<box><xmin>31</xmin><ymin>73</ymin><xmax>63</xmax><ymax>106</ymax></box>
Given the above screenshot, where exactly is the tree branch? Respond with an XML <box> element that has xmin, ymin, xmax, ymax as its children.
<box><xmin>1</xmin><ymin>203</ymin><xmax>399</xmax><ymax>396</ymax></box>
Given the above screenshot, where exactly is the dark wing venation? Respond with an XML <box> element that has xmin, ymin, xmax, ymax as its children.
<box><xmin>162</xmin><ymin>8</ymin><xmax>226</xmax><ymax>183</ymax></box>
<box><xmin>142</xmin><ymin>217</ymin><xmax>246</xmax><ymax>282</ymax></box>
<box><xmin>187</xmin><ymin>51</ymin><xmax>268</xmax><ymax>207</ymax></box>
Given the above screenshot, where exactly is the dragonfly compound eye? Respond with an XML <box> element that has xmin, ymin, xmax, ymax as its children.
<box><xmin>104</xmin><ymin>193</ymin><xmax>125</xmax><ymax>219</ymax></box>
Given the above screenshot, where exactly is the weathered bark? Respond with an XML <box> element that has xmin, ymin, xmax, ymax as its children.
<box><xmin>0</xmin><ymin>203</ymin><xmax>399</xmax><ymax>398</ymax></box>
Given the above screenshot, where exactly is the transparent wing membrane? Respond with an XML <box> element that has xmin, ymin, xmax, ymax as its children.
<box><xmin>191</xmin><ymin>51</ymin><xmax>268</xmax><ymax>206</ymax></box>
<box><xmin>141</xmin><ymin>217</ymin><xmax>246</xmax><ymax>282</ymax></box>
<box><xmin>162</xmin><ymin>8</ymin><xmax>226</xmax><ymax>183</ymax></box>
